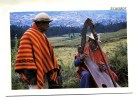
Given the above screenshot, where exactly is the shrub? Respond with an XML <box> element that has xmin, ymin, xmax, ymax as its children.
<box><xmin>58</xmin><ymin>59</ymin><xmax>80</xmax><ymax>88</ymax></box>
<box><xmin>108</xmin><ymin>42</ymin><xmax>128</xmax><ymax>87</ymax></box>
<box><xmin>11</xmin><ymin>35</ymin><xmax>28</xmax><ymax>89</ymax></box>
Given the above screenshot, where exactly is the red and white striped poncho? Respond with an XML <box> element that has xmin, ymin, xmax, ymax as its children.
<box><xmin>15</xmin><ymin>23</ymin><xmax>59</xmax><ymax>89</ymax></box>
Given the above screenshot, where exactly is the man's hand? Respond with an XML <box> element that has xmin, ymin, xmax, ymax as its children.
<box><xmin>98</xmin><ymin>61</ymin><xmax>107</xmax><ymax>72</ymax></box>
<box><xmin>80</xmin><ymin>53</ymin><xmax>88</xmax><ymax>60</ymax></box>
<box><xmin>98</xmin><ymin>61</ymin><xmax>104</xmax><ymax>65</ymax></box>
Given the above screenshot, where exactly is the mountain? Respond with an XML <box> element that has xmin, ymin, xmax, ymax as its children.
<box><xmin>10</xmin><ymin>10</ymin><xmax>126</xmax><ymax>27</ymax></box>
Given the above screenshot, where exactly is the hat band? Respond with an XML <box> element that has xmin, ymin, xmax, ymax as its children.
<box><xmin>33</xmin><ymin>18</ymin><xmax>52</xmax><ymax>22</ymax></box>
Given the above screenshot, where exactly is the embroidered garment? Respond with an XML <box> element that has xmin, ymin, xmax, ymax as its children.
<box><xmin>15</xmin><ymin>23</ymin><xmax>59</xmax><ymax>89</ymax></box>
<box><xmin>84</xmin><ymin>45</ymin><xmax>108</xmax><ymax>65</ymax></box>
<box><xmin>74</xmin><ymin>54</ymin><xmax>88</xmax><ymax>79</ymax></box>
<box><xmin>74</xmin><ymin>45</ymin><xmax>118</xmax><ymax>81</ymax></box>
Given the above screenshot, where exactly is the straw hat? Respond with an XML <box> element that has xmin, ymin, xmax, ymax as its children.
<box><xmin>87</xmin><ymin>33</ymin><xmax>101</xmax><ymax>42</ymax></box>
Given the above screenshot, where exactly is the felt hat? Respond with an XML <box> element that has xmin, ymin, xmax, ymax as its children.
<box><xmin>33</xmin><ymin>12</ymin><xmax>53</xmax><ymax>22</ymax></box>
<box><xmin>87</xmin><ymin>33</ymin><xmax>101</xmax><ymax>42</ymax></box>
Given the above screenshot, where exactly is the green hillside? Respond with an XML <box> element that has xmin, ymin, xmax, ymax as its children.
<box><xmin>49</xmin><ymin>28</ymin><xmax>127</xmax><ymax>47</ymax></box>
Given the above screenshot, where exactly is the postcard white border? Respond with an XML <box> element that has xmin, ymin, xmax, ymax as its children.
<box><xmin>0</xmin><ymin>0</ymin><xmax>137</xmax><ymax>99</ymax></box>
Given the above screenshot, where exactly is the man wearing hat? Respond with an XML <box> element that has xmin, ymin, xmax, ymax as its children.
<box><xmin>15</xmin><ymin>12</ymin><xmax>59</xmax><ymax>89</ymax></box>
<box><xmin>74</xmin><ymin>33</ymin><xmax>118</xmax><ymax>88</ymax></box>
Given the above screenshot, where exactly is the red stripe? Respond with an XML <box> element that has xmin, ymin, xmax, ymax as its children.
<box><xmin>27</xmin><ymin>29</ymin><xmax>54</xmax><ymax>71</ymax></box>
<box><xmin>15</xmin><ymin>27</ymin><xmax>58</xmax><ymax>89</ymax></box>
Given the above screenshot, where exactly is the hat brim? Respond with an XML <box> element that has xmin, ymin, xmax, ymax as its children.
<box><xmin>86</xmin><ymin>34</ymin><xmax>101</xmax><ymax>42</ymax></box>
<box><xmin>33</xmin><ymin>18</ymin><xmax>53</xmax><ymax>22</ymax></box>
<box><xmin>86</xmin><ymin>34</ymin><xmax>95</xmax><ymax>40</ymax></box>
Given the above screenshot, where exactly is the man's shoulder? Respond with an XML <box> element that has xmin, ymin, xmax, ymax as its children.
<box><xmin>23</xmin><ymin>28</ymin><xmax>37</xmax><ymax>37</ymax></box>
<box><xmin>24</xmin><ymin>28</ymin><xmax>34</xmax><ymax>34</ymax></box>
<box><xmin>21</xmin><ymin>28</ymin><xmax>33</xmax><ymax>38</ymax></box>
<box><xmin>84</xmin><ymin>45</ymin><xmax>89</xmax><ymax>51</ymax></box>
<box><xmin>75</xmin><ymin>53</ymin><xmax>79</xmax><ymax>58</ymax></box>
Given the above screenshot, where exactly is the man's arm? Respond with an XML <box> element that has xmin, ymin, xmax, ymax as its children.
<box><xmin>74</xmin><ymin>53</ymin><xmax>88</xmax><ymax>66</ymax></box>
<box><xmin>15</xmin><ymin>33</ymin><xmax>37</xmax><ymax>85</ymax></box>
<box><xmin>74</xmin><ymin>57</ymin><xmax>83</xmax><ymax>66</ymax></box>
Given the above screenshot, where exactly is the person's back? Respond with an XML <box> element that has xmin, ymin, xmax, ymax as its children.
<box><xmin>15</xmin><ymin>12</ymin><xmax>60</xmax><ymax>89</ymax></box>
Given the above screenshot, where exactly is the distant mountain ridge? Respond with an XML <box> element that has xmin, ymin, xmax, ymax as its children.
<box><xmin>10</xmin><ymin>10</ymin><xmax>126</xmax><ymax>27</ymax></box>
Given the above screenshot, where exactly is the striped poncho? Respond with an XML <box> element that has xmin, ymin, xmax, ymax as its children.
<box><xmin>15</xmin><ymin>24</ymin><xmax>59</xmax><ymax>89</ymax></box>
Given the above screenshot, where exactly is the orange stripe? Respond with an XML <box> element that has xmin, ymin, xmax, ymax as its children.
<box><xmin>16</xmin><ymin>58</ymin><xmax>34</xmax><ymax>60</ymax></box>
<box><xmin>37</xmin><ymin>83</ymin><xmax>43</xmax><ymax>89</ymax></box>
<box><xmin>37</xmin><ymin>72</ymin><xmax>44</xmax><ymax>87</ymax></box>
<box><xmin>31</xmin><ymin>47</ymin><xmax>49</xmax><ymax>73</ymax></box>
<box><xmin>15</xmin><ymin>63</ymin><xmax>36</xmax><ymax>67</ymax></box>
<box><xmin>50</xmin><ymin>72</ymin><xmax>57</xmax><ymax>81</ymax></box>
<box><xmin>28</xmin><ymin>29</ymin><xmax>54</xmax><ymax>71</ymax></box>
<box><xmin>28</xmin><ymin>29</ymin><xmax>51</xmax><ymax>56</ymax></box>
<box><xmin>33</xmin><ymin>46</ymin><xmax>49</xmax><ymax>72</ymax></box>
<box><xmin>37</xmin><ymin>72</ymin><xmax>44</xmax><ymax>83</ymax></box>
<box><xmin>15</xmin><ymin>65</ymin><xmax>36</xmax><ymax>70</ymax></box>
<box><xmin>17</xmin><ymin>53</ymin><xmax>33</xmax><ymax>58</ymax></box>
<box><xmin>15</xmin><ymin>27</ymin><xmax>58</xmax><ymax>89</ymax></box>
<box><xmin>18</xmin><ymin>51</ymin><xmax>32</xmax><ymax>53</ymax></box>
<box><xmin>20</xmin><ymin>73</ymin><xmax>28</xmax><ymax>81</ymax></box>
<box><xmin>20</xmin><ymin>40</ymin><xmax>31</xmax><ymax>45</ymax></box>
<box><xmin>18</xmin><ymin>45</ymin><xmax>32</xmax><ymax>50</ymax></box>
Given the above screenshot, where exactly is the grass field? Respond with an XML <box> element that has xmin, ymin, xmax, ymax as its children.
<box><xmin>49</xmin><ymin>29</ymin><xmax>127</xmax><ymax>88</ymax></box>
<box><xmin>11</xmin><ymin>28</ymin><xmax>128</xmax><ymax>89</ymax></box>
<box><xmin>49</xmin><ymin>28</ymin><xmax>127</xmax><ymax>67</ymax></box>
<box><xmin>53</xmin><ymin>39</ymin><xmax>127</xmax><ymax>67</ymax></box>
